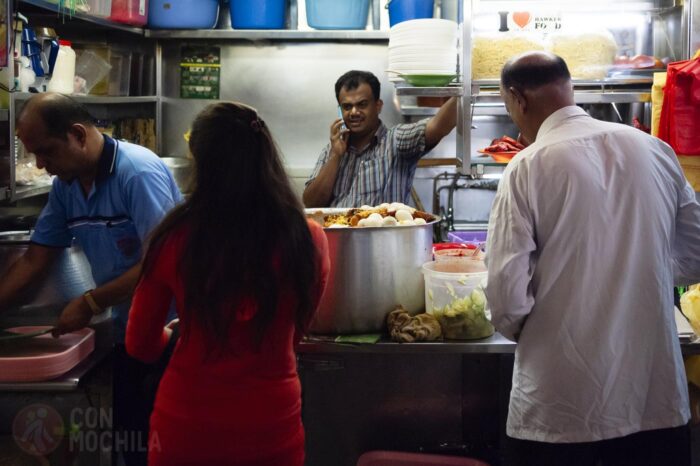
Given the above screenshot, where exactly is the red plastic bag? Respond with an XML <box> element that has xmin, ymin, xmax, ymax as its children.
<box><xmin>659</xmin><ymin>56</ymin><xmax>700</xmax><ymax>155</ymax></box>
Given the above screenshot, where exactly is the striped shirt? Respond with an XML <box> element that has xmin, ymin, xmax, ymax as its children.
<box><xmin>306</xmin><ymin>119</ymin><xmax>428</xmax><ymax>207</ymax></box>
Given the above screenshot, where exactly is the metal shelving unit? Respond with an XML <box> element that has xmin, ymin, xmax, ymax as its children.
<box><xmin>391</xmin><ymin>1</ymin><xmax>471</xmax><ymax>173</ymax></box>
<box><xmin>12</xmin><ymin>93</ymin><xmax>159</xmax><ymax>104</ymax></box>
<box><xmin>145</xmin><ymin>29</ymin><xmax>389</xmax><ymax>41</ymax></box>
<box><xmin>19</xmin><ymin>0</ymin><xmax>144</xmax><ymax>35</ymax></box>
<box><xmin>473</xmin><ymin>77</ymin><xmax>653</xmax><ymax>105</ymax></box>
<box><xmin>394</xmin><ymin>85</ymin><xmax>464</xmax><ymax>97</ymax></box>
<box><xmin>473</xmin><ymin>90</ymin><xmax>652</xmax><ymax>105</ymax></box>
<box><xmin>399</xmin><ymin>106</ymin><xmax>440</xmax><ymax>116</ymax></box>
<box><xmin>2</xmin><ymin>0</ymin><xmax>164</xmax><ymax>202</ymax></box>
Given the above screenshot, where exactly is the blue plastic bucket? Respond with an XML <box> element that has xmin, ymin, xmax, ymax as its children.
<box><xmin>148</xmin><ymin>0</ymin><xmax>220</xmax><ymax>29</ymax></box>
<box><xmin>306</xmin><ymin>0</ymin><xmax>370</xmax><ymax>30</ymax></box>
<box><xmin>230</xmin><ymin>0</ymin><xmax>287</xmax><ymax>29</ymax></box>
<box><xmin>387</xmin><ymin>0</ymin><xmax>434</xmax><ymax>26</ymax></box>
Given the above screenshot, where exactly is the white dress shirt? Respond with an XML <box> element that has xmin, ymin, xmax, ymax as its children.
<box><xmin>486</xmin><ymin>106</ymin><xmax>700</xmax><ymax>443</ymax></box>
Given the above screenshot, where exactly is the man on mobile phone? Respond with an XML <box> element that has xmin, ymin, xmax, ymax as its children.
<box><xmin>303</xmin><ymin>70</ymin><xmax>457</xmax><ymax>208</ymax></box>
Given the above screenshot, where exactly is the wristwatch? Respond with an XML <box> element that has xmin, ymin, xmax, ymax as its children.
<box><xmin>83</xmin><ymin>290</ymin><xmax>104</xmax><ymax>315</ymax></box>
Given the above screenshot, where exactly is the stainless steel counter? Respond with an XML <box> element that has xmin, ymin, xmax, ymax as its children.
<box><xmin>299</xmin><ymin>332</ymin><xmax>700</xmax><ymax>355</ymax></box>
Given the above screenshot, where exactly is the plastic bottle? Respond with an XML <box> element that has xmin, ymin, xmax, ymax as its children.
<box><xmin>47</xmin><ymin>40</ymin><xmax>76</xmax><ymax>94</ymax></box>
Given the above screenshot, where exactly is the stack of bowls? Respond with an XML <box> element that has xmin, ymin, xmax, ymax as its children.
<box><xmin>388</xmin><ymin>18</ymin><xmax>458</xmax><ymax>86</ymax></box>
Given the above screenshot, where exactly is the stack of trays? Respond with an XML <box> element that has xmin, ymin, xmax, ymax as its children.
<box><xmin>388</xmin><ymin>19</ymin><xmax>458</xmax><ymax>86</ymax></box>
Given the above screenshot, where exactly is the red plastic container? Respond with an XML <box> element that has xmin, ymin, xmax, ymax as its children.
<box><xmin>433</xmin><ymin>242</ymin><xmax>477</xmax><ymax>255</ymax></box>
<box><xmin>110</xmin><ymin>0</ymin><xmax>149</xmax><ymax>26</ymax></box>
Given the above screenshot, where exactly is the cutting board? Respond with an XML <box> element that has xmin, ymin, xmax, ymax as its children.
<box><xmin>0</xmin><ymin>326</ymin><xmax>94</xmax><ymax>382</ymax></box>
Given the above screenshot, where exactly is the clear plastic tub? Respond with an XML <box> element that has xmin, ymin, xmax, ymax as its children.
<box><xmin>74</xmin><ymin>49</ymin><xmax>112</xmax><ymax>94</ymax></box>
<box><xmin>108</xmin><ymin>50</ymin><xmax>132</xmax><ymax>96</ymax></box>
<box><xmin>86</xmin><ymin>0</ymin><xmax>112</xmax><ymax>17</ymax></box>
<box><xmin>432</xmin><ymin>242</ymin><xmax>484</xmax><ymax>262</ymax></box>
<box><xmin>422</xmin><ymin>261</ymin><xmax>494</xmax><ymax>340</ymax></box>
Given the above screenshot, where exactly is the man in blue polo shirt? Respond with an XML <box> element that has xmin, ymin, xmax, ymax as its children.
<box><xmin>0</xmin><ymin>93</ymin><xmax>182</xmax><ymax>465</ymax></box>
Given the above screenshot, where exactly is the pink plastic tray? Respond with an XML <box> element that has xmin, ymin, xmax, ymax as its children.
<box><xmin>0</xmin><ymin>326</ymin><xmax>95</xmax><ymax>382</ymax></box>
<box><xmin>357</xmin><ymin>451</ymin><xmax>490</xmax><ymax>466</ymax></box>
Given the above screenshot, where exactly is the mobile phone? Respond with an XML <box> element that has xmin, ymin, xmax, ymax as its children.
<box><xmin>337</xmin><ymin>106</ymin><xmax>347</xmax><ymax>132</ymax></box>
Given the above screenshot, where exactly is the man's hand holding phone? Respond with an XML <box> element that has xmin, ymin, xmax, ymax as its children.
<box><xmin>330</xmin><ymin>106</ymin><xmax>350</xmax><ymax>158</ymax></box>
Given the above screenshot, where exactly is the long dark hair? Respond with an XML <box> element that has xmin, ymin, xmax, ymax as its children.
<box><xmin>142</xmin><ymin>102</ymin><xmax>318</xmax><ymax>354</ymax></box>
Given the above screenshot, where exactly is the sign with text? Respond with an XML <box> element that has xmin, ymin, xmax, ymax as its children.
<box><xmin>180</xmin><ymin>46</ymin><xmax>220</xmax><ymax>100</ymax></box>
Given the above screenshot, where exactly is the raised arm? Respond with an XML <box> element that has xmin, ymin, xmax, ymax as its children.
<box><xmin>303</xmin><ymin>119</ymin><xmax>348</xmax><ymax>207</ymax></box>
<box><xmin>425</xmin><ymin>97</ymin><xmax>458</xmax><ymax>150</ymax></box>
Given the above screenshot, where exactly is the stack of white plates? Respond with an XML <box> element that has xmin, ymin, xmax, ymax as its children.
<box><xmin>388</xmin><ymin>19</ymin><xmax>458</xmax><ymax>80</ymax></box>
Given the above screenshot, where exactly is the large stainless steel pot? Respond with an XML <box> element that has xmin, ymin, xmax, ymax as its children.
<box><xmin>308</xmin><ymin>211</ymin><xmax>436</xmax><ymax>334</ymax></box>
<box><xmin>0</xmin><ymin>232</ymin><xmax>95</xmax><ymax>323</ymax></box>
<box><xmin>161</xmin><ymin>157</ymin><xmax>193</xmax><ymax>194</ymax></box>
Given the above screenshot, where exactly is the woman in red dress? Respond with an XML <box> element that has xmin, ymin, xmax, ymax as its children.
<box><xmin>125</xmin><ymin>102</ymin><xmax>330</xmax><ymax>466</ymax></box>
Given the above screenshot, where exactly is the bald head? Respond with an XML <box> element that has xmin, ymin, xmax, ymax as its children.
<box><xmin>18</xmin><ymin>93</ymin><xmax>95</xmax><ymax>140</ymax></box>
<box><xmin>16</xmin><ymin>93</ymin><xmax>105</xmax><ymax>184</ymax></box>
<box><xmin>500</xmin><ymin>52</ymin><xmax>576</xmax><ymax>143</ymax></box>
<box><xmin>501</xmin><ymin>52</ymin><xmax>572</xmax><ymax>92</ymax></box>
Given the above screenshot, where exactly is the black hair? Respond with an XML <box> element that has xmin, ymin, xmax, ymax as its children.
<box><xmin>501</xmin><ymin>53</ymin><xmax>571</xmax><ymax>92</ymax></box>
<box><xmin>335</xmin><ymin>70</ymin><xmax>381</xmax><ymax>101</ymax></box>
<box><xmin>19</xmin><ymin>94</ymin><xmax>95</xmax><ymax>139</ymax></box>
<box><xmin>142</xmin><ymin>102</ymin><xmax>319</xmax><ymax>356</ymax></box>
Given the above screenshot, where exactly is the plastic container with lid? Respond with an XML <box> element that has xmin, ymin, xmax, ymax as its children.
<box><xmin>230</xmin><ymin>0</ymin><xmax>286</xmax><ymax>29</ymax></box>
<box><xmin>86</xmin><ymin>0</ymin><xmax>112</xmax><ymax>17</ymax></box>
<box><xmin>387</xmin><ymin>0</ymin><xmax>434</xmax><ymax>27</ymax></box>
<box><xmin>432</xmin><ymin>242</ymin><xmax>484</xmax><ymax>262</ymax></box>
<box><xmin>148</xmin><ymin>0</ymin><xmax>219</xmax><ymax>29</ymax></box>
<box><xmin>110</xmin><ymin>0</ymin><xmax>148</xmax><ymax>26</ymax></box>
<box><xmin>47</xmin><ymin>40</ymin><xmax>76</xmax><ymax>95</ymax></box>
<box><xmin>422</xmin><ymin>260</ymin><xmax>494</xmax><ymax>340</ymax></box>
<box><xmin>306</xmin><ymin>0</ymin><xmax>370</xmax><ymax>30</ymax></box>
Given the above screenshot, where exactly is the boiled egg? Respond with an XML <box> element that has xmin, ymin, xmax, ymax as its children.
<box><xmin>367</xmin><ymin>213</ymin><xmax>384</xmax><ymax>223</ymax></box>
<box><xmin>395</xmin><ymin>209</ymin><xmax>413</xmax><ymax>222</ymax></box>
<box><xmin>382</xmin><ymin>216</ymin><xmax>399</xmax><ymax>227</ymax></box>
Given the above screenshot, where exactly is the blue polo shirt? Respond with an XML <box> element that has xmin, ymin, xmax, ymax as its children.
<box><xmin>32</xmin><ymin>135</ymin><xmax>183</xmax><ymax>342</ymax></box>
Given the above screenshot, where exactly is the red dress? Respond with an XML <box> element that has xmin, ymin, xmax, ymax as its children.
<box><xmin>126</xmin><ymin>219</ymin><xmax>329</xmax><ymax>466</ymax></box>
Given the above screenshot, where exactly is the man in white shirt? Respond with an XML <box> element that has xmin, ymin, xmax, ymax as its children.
<box><xmin>486</xmin><ymin>51</ymin><xmax>700</xmax><ymax>465</ymax></box>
